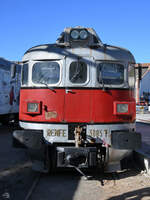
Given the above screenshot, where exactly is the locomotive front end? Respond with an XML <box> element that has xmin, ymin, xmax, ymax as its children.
<box><xmin>13</xmin><ymin>27</ymin><xmax>141</xmax><ymax>173</ymax></box>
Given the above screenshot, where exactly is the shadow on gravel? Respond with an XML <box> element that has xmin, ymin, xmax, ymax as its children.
<box><xmin>31</xmin><ymin>168</ymin><xmax>142</xmax><ymax>200</ymax></box>
<box><xmin>0</xmin><ymin>123</ymin><xmax>29</xmax><ymax>171</ymax></box>
<box><xmin>31</xmin><ymin>170</ymin><xmax>81</xmax><ymax>200</ymax></box>
<box><xmin>106</xmin><ymin>187</ymin><xmax>150</xmax><ymax>200</ymax></box>
<box><xmin>88</xmin><ymin>155</ymin><xmax>141</xmax><ymax>187</ymax></box>
<box><xmin>0</xmin><ymin>167</ymin><xmax>37</xmax><ymax>200</ymax></box>
<box><xmin>84</xmin><ymin>168</ymin><xmax>141</xmax><ymax>188</ymax></box>
<box><xmin>0</xmin><ymin>167</ymin><xmax>142</xmax><ymax>200</ymax></box>
<box><xmin>0</xmin><ymin>123</ymin><xmax>33</xmax><ymax>200</ymax></box>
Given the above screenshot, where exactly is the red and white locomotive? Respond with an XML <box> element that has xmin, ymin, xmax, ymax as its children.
<box><xmin>13</xmin><ymin>27</ymin><xmax>141</xmax><ymax>173</ymax></box>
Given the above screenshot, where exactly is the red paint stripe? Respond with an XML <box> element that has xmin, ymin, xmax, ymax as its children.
<box><xmin>19</xmin><ymin>88</ymin><xmax>136</xmax><ymax>123</ymax></box>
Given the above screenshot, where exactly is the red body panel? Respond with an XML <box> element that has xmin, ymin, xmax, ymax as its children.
<box><xmin>64</xmin><ymin>90</ymin><xmax>91</xmax><ymax>122</ymax></box>
<box><xmin>19</xmin><ymin>88</ymin><xmax>136</xmax><ymax>123</ymax></box>
<box><xmin>20</xmin><ymin>89</ymin><xmax>65</xmax><ymax>122</ymax></box>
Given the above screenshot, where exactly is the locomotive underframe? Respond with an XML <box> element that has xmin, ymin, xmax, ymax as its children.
<box><xmin>13</xmin><ymin>122</ymin><xmax>141</xmax><ymax>172</ymax></box>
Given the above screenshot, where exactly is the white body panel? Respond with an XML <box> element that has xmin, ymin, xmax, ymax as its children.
<box><xmin>20</xmin><ymin>121</ymin><xmax>135</xmax><ymax>144</ymax></box>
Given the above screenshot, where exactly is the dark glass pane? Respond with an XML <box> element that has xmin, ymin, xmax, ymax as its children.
<box><xmin>69</xmin><ymin>61</ymin><xmax>87</xmax><ymax>83</ymax></box>
<box><xmin>97</xmin><ymin>63</ymin><xmax>124</xmax><ymax>85</ymax></box>
<box><xmin>22</xmin><ymin>64</ymin><xmax>28</xmax><ymax>85</ymax></box>
<box><xmin>32</xmin><ymin>62</ymin><xmax>60</xmax><ymax>84</ymax></box>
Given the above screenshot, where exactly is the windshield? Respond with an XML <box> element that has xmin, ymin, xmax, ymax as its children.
<box><xmin>97</xmin><ymin>63</ymin><xmax>124</xmax><ymax>85</ymax></box>
<box><xmin>32</xmin><ymin>61</ymin><xmax>60</xmax><ymax>84</ymax></box>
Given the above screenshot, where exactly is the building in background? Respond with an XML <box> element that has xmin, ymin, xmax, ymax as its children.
<box><xmin>135</xmin><ymin>63</ymin><xmax>150</xmax><ymax>105</ymax></box>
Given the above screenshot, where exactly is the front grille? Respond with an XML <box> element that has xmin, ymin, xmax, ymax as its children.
<box><xmin>68</xmin><ymin>124</ymin><xmax>86</xmax><ymax>140</ymax></box>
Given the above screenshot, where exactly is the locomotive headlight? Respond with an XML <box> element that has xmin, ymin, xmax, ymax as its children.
<box><xmin>117</xmin><ymin>104</ymin><xmax>128</xmax><ymax>113</ymax></box>
<box><xmin>79</xmin><ymin>30</ymin><xmax>88</xmax><ymax>39</ymax></box>
<box><xmin>27</xmin><ymin>102</ymin><xmax>39</xmax><ymax>113</ymax></box>
<box><xmin>70</xmin><ymin>30</ymin><xmax>80</xmax><ymax>40</ymax></box>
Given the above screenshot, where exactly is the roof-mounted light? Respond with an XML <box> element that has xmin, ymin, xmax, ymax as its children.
<box><xmin>70</xmin><ymin>30</ymin><xmax>80</xmax><ymax>40</ymax></box>
<box><xmin>56</xmin><ymin>27</ymin><xmax>103</xmax><ymax>47</ymax></box>
<box><xmin>70</xmin><ymin>29</ymin><xmax>89</xmax><ymax>40</ymax></box>
<box><xmin>79</xmin><ymin>30</ymin><xmax>88</xmax><ymax>40</ymax></box>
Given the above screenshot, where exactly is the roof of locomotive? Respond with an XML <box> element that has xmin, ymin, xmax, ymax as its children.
<box><xmin>22</xmin><ymin>27</ymin><xmax>135</xmax><ymax>64</ymax></box>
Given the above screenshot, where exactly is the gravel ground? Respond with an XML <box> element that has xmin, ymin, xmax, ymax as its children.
<box><xmin>103</xmin><ymin>170</ymin><xmax>150</xmax><ymax>200</ymax></box>
<box><xmin>29</xmin><ymin>169</ymin><xmax>150</xmax><ymax>200</ymax></box>
<box><xmin>0</xmin><ymin>124</ymin><xmax>29</xmax><ymax>170</ymax></box>
<box><xmin>0</xmin><ymin>124</ymin><xmax>34</xmax><ymax>200</ymax></box>
<box><xmin>0</xmin><ymin>167</ymin><xmax>37</xmax><ymax>200</ymax></box>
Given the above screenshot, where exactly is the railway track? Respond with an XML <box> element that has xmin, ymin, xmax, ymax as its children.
<box><xmin>25</xmin><ymin>174</ymin><xmax>41</xmax><ymax>200</ymax></box>
<box><xmin>0</xmin><ymin>162</ymin><xmax>32</xmax><ymax>178</ymax></box>
<box><xmin>24</xmin><ymin>169</ymin><xmax>146</xmax><ymax>200</ymax></box>
<box><xmin>0</xmin><ymin>161</ymin><xmax>33</xmax><ymax>200</ymax></box>
<box><xmin>0</xmin><ymin>161</ymin><xmax>43</xmax><ymax>200</ymax></box>
<box><xmin>22</xmin><ymin>155</ymin><xmax>148</xmax><ymax>200</ymax></box>
<box><xmin>0</xmin><ymin>165</ymin><xmax>149</xmax><ymax>200</ymax></box>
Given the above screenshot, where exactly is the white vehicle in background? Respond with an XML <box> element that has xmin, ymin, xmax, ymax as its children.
<box><xmin>0</xmin><ymin>57</ymin><xmax>21</xmax><ymax>124</ymax></box>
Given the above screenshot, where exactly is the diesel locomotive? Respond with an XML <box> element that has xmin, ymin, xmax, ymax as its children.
<box><xmin>13</xmin><ymin>27</ymin><xmax>141</xmax><ymax>173</ymax></box>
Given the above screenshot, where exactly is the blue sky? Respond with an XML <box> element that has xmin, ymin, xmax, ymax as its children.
<box><xmin>0</xmin><ymin>0</ymin><xmax>150</xmax><ymax>63</ymax></box>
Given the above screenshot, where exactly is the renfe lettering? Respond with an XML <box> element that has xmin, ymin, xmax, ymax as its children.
<box><xmin>47</xmin><ymin>129</ymin><xmax>66</xmax><ymax>137</ymax></box>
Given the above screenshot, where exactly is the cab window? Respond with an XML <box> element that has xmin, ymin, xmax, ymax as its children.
<box><xmin>32</xmin><ymin>61</ymin><xmax>60</xmax><ymax>84</ymax></box>
<box><xmin>69</xmin><ymin>61</ymin><xmax>87</xmax><ymax>84</ymax></box>
<box><xmin>97</xmin><ymin>63</ymin><xmax>124</xmax><ymax>85</ymax></box>
<box><xmin>22</xmin><ymin>63</ymin><xmax>28</xmax><ymax>85</ymax></box>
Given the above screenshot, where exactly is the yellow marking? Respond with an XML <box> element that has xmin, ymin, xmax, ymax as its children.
<box><xmin>45</xmin><ymin>111</ymin><xmax>57</xmax><ymax>119</ymax></box>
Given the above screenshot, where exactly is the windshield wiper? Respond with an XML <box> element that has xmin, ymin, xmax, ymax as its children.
<box><xmin>71</xmin><ymin>60</ymin><xmax>81</xmax><ymax>82</ymax></box>
<box><xmin>71</xmin><ymin>70</ymin><xmax>81</xmax><ymax>81</ymax></box>
<box><xmin>39</xmin><ymin>81</ymin><xmax>56</xmax><ymax>93</ymax></box>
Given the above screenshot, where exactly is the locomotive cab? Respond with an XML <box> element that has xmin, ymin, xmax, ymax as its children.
<box><xmin>13</xmin><ymin>27</ymin><xmax>141</xmax><ymax>173</ymax></box>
